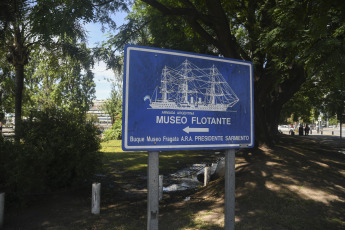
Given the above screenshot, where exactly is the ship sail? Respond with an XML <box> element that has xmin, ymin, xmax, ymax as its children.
<box><xmin>149</xmin><ymin>59</ymin><xmax>239</xmax><ymax>111</ymax></box>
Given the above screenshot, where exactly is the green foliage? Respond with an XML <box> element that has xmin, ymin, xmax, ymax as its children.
<box><xmin>96</xmin><ymin>0</ymin><xmax>214</xmax><ymax>71</ymax></box>
<box><xmin>280</xmin><ymin>77</ymin><xmax>323</xmax><ymax>123</ymax></box>
<box><xmin>0</xmin><ymin>136</ymin><xmax>11</xmax><ymax>191</ymax></box>
<box><xmin>102</xmin><ymin>81</ymin><xmax>122</xmax><ymax>124</ymax></box>
<box><xmin>0</xmin><ymin>54</ymin><xmax>15</xmax><ymax>113</ymax></box>
<box><xmin>0</xmin><ymin>109</ymin><xmax>102</xmax><ymax>194</ymax></box>
<box><xmin>123</xmin><ymin>0</ymin><xmax>345</xmax><ymax>140</ymax></box>
<box><xmin>0</xmin><ymin>0</ymin><xmax>129</xmax><ymax>137</ymax></box>
<box><xmin>86</xmin><ymin>113</ymin><xmax>99</xmax><ymax>124</ymax></box>
<box><xmin>328</xmin><ymin>117</ymin><xmax>338</xmax><ymax>126</ymax></box>
<box><xmin>103</xmin><ymin>113</ymin><xmax>122</xmax><ymax>141</ymax></box>
<box><xmin>23</xmin><ymin>44</ymin><xmax>96</xmax><ymax>116</ymax></box>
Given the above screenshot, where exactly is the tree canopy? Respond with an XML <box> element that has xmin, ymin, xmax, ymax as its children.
<box><xmin>0</xmin><ymin>0</ymin><xmax>128</xmax><ymax>138</ymax></box>
<box><xmin>100</xmin><ymin>0</ymin><xmax>345</xmax><ymax>144</ymax></box>
<box><xmin>2</xmin><ymin>0</ymin><xmax>343</xmax><ymax>145</ymax></box>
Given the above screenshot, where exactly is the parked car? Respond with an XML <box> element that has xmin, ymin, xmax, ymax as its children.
<box><xmin>278</xmin><ymin>125</ymin><xmax>294</xmax><ymax>134</ymax></box>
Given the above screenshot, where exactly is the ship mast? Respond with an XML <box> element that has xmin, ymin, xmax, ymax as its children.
<box><xmin>210</xmin><ymin>65</ymin><xmax>216</xmax><ymax>105</ymax></box>
<box><xmin>182</xmin><ymin>60</ymin><xmax>189</xmax><ymax>103</ymax></box>
<box><xmin>161</xmin><ymin>66</ymin><xmax>168</xmax><ymax>102</ymax></box>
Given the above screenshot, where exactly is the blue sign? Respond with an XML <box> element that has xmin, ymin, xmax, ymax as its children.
<box><xmin>122</xmin><ymin>45</ymin><xmax>254</xmax><ymax>151</ymax></box>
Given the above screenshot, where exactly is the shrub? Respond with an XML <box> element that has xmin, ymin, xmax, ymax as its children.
<box><xmin>0</xmin><ymin>109</ymin><xmax>102</xmax><ymax>194</ymax></box>
<box><xmin>103</xmin><ymin>113</ymin><xmax>122</xmax><ymax>141</ymax></box>
<box><xmin>0</xmin><ymin>136</ymin><xmax>12</xmax><ymax>192</ymax></box>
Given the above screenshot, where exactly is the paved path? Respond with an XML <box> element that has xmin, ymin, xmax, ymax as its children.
<box><xmin>282</xmin><ymin>129</ymin><xmax>345</xmax><ymax>154</ymax></box>
<box><xmin>281</xmin><ymin>127</ymin><xmax>344</xmax><ymax>138</ymax></box>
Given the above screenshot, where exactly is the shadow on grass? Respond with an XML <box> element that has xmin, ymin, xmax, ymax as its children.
<box><xmin>157</xmin><ymin>135</ymin><xmax>345</xmax><ymax>229</ymax></box>
<box><xmin>3</xmin><ymin>137</ymin><xmax>344</xmax><ymax>229</ymax></box>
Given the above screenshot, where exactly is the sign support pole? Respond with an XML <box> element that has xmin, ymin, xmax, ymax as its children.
<box><xmin>225</xmin><ymin>149</ymin><xmax>236</xmax><ymax>230</ymax></box>
<box><xmin>147</xmin><ymin>151</ymin><xmax>159</xmax><ymax>230</ymax></box>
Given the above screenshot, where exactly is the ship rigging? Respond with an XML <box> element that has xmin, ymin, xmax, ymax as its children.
<box><xmin>146</xmin><ymin>59</ymin><xmax>239</xmax><ymax>111</ymax></box>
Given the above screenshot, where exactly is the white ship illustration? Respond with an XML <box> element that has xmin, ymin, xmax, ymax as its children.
<box><xmin>144</xmin><ymin>59</ymin><xmax>239</xmax><ymax>111</ymax></box>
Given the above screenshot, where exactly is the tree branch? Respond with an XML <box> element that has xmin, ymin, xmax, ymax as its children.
<box><xmin>141</xmin><ymin>0</ymin><xmax>247</xmax><ymax>60</ymax></box>
<box><xmin>93</xmin><ymin>0</ymin><xmax>116</xmax><ymax>7</ymax></box>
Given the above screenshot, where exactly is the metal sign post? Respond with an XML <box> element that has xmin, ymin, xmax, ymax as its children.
<box><xmin>147</xmin><ymin>151</ymin><xmax>159</xmax><ymax>230</ymax></box>
<box><xmin>225</xmin><ymin>149</ymin><xmax>236</xmax><ymax>230</ymax></box>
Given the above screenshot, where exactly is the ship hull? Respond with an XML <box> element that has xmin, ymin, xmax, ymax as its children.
<box><xmin>150</xmin><ymin>101</ymin><xmax>229</xmax><ymax>111</ymax></box>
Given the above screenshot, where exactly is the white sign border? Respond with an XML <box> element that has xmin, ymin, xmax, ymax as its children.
<box><xmin>123</xmin><ymin>46</ymin><xmax>254</xmax><ymax>150</ymax></box>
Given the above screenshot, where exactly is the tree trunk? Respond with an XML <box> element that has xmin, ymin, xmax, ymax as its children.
<box><xmin>254</xmin><ymin>97</ymin><xmax>282</xmax><ymax>146</ymax></box>
<box><xmin>14</xmin><ymin>64</ymin><xmax>24</xmax><ymax>141</ymax></box>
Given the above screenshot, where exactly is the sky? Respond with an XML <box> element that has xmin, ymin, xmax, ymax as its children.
<box><xmin>85</xmin><ymin>11</ymin><xmax>128</xmax><ymax>100</ymax></box>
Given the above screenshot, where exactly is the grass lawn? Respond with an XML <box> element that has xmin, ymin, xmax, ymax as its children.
<box><xmin>101</xmin><ymin>139</ymin><xmax>220</xmax><ymax>174</ymax></box>
<box><xmin>3</xmin><ymin>136</ymin><xmax>345</xmax><ymax>230</ymax></box>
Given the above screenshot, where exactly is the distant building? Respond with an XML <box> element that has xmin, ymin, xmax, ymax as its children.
<box><xmin>87</xmin><ymin>100</ymin><xmax>112</xmax><ymax>130</ymax></box>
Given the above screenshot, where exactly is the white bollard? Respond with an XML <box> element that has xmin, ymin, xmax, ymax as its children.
<box><xmin>204</xmin><ymin>166</ymin><xmax>210</xmax><ymax>186</ymax></box>
<box><xmin>0</xmin><ymin>193</ymin><xmax>4</xmax><ymax>228</ymax></box>
<box><xmin>91</xmin><ymin>183</ymin><xmax>101</xmax><ymax>215</ymax></box>
<box><xmin>159</xmin><ymin>175</ymin><xmax>163</xmax><ymax>201</ymax></box>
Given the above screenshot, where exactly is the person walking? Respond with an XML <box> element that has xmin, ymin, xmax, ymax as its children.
<box><xmin>299</xmin><ymin>124</ymin><xmax>304</xmax><ymax>136</ymax></box>
<box><xmin>305</xmin><ymin>124</ymin><xmax>310</xmax><ymax>136</ymax></box>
